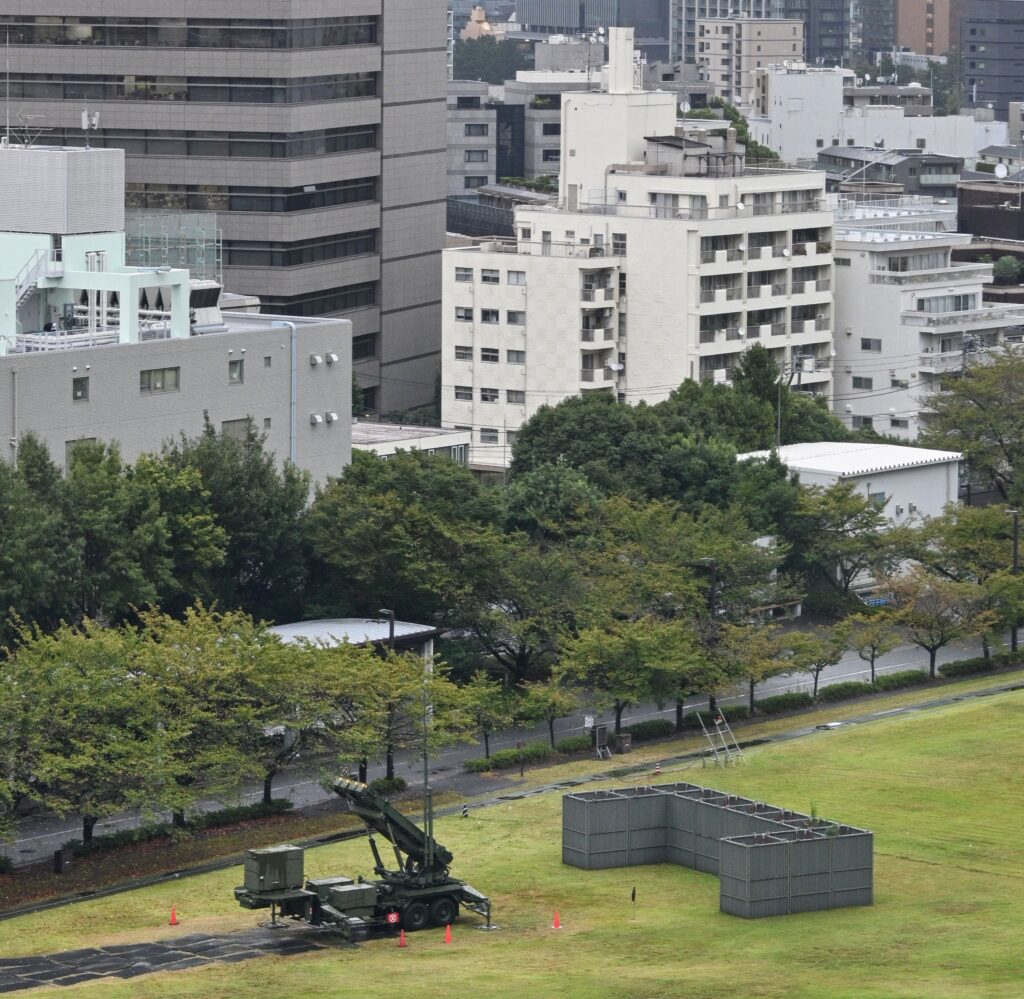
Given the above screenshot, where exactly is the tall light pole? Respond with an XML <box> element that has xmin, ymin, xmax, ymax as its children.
<box><xmin>700</xmin><ymin>557</ymin><xmax>720</xmax><ymax>716</ymax></box>
<box><xmin>1009</xmin><ymin>512</ymin><xmax>1020</xmax><ymax>654</ymax></box>
<box><xmin>377</xmin><ymin>609</ymin><xmax>396</xmax><ymax>780</ymax></box>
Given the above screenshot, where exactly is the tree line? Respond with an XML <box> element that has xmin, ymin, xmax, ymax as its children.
<box><xmin>2</xmin><ymin>347</ymin><xmax>1021</xmax><ymax>843</ymax></box>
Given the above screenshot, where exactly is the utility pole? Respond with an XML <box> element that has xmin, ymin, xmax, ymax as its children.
<box><xmin>1010</xmin><ymin>510</ymin><xmax>1020</xmax><ymax>654</ymax></box>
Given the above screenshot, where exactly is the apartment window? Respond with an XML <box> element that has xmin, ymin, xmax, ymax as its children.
<box><xmin>221</xmin><ymin>418</ymin><xmax>251</xmax><ymax>441</ymax></box>
<box><xmin>264</xmin><ymin>355</ymin><xmax>272</xmax><ymax>367</ymax></box>
<box><xmin>891</xmin><ymin>417</ymin><xmax>909</xmax><ymax>429</ymax></box>
<box><xmin>454</xmin><ymin>344</ymin><xmax>473</xmax><ymax>360</ymax></box>
<box><xmin>455</xmin><ymin>306</ymin><xmax>473</xmax><ymax>321</ymax></box>
<box><xmin>506</xmin><ymin>389</ymin><xmax>526</xmax><ymax>404</ymax></box>
<box><xmin>916</xmin><ymin>138</ymin><xmax>926</xmax><ymax>149</ymax></box>
<box><xmin>228</xmin><ymin>358</ymin><xmax>244</xmax><ymax>384</ymax></box>
<box><xmin>852</xmin><ymin>415</ymin><xmax>873</xmax><ymax>429</ymax></box>
<box><xmin>479</xmin><ymin>427</ymin><xmax>499</xmax><ymax>444</ymax></box>
<box><xmin>816</xmin><ymin>139</ymin><xmax>824</xmax><ymax>148</ymax></box>
<box><xmin>480</xmin><ymin>387</ymin><xmax>499</xmax><ymax>402</ymax></box>
<box><xmin>542</xmin><ymin>149</ymin><xmax>560</xmax><ymax>162</ymax></box>
<box><xmin>454</xmin><ymin>385</ymin><xmax>472</xmax><ymax>400</ymax></box>
<box><xmin>464</xmin><ymin>123</ymin><xmax>489</xmax><ymax>136</ymax></box>
<box><xmin>352</xmin><ymin>332</ymin><xmax>378</xmax><ymax>361</ymax></box>
<box><xmin>481</xmin><ymin>347</ymin><xmax>499</xmax><ymax>363</ymax></box>
<box><xmin>835</xmin><ymin>257</ymin><xmax>851</xmax><ymax>266</ymax></box>
<box><xmin>464</xmin><ymin>176</ymin><xmax>487</xmax><ymax>189</ymax></box>
<box><xmin>455</xmin><ymin>266</ymin><xmax>473</xmax><ymax>282</ymax></box>
<box><xmin>916</xmin><ymin>294</ymin><xmax>976</xmax><ymax>313</ymax></box>
<box><xmin>72</xmin><ymin>376</ymin><xmax>89</xmax><ymax>401</ymax></box>
<box><xmin>465</xmin><ymin>149</ymin><xmax>488</xmax><ymax>162</ymax></box>
<box><xmin>891</xmin><ymin>378</ymin><xmax>909</xmax><ymax>389</ymax></box>
<box><xmin>506</xmin><ymin>310</ymin><xmax>525</xmax><ymax>325</ymax></box>
<box><xmin>480</xmin><ymin>309</ymin><xmax>499</xmax><ymax>323</ymax></box>
<box><xmin>481</xmin><ymin>268</ymin><xmax>499</xmax><ymax>284</ymax></box>
<box><xmin>852</xmin><ymin>376</ymin><xmax>873</xmax><ymax>389</ymax></box>
<box><xmin>361</xmin><ymin>385</ymin><xmax>378</xmax><ymax>411</ymax></box>
<box><xmin>507</xmin><ymin>270</ymin><xmax>526</xmax><ymax>285</ymax></box>
<box><xmin>506</xmin><ymin>429</ymin><xmax>519</xmax><ymax>448</ymax></box>
<box><xmin>542</xmin><ymin>122</ymin><xmax>561</xmax><ymax>136</ymax></box>
<box><xmin>507</xmin><ymin>349</ymin><xmax>526</xmax><ymax>364</ymax></box>
<box><xmin>861</xmin><ymin>338</ymin><xmax>882</xmax><ymax>352</ymax></box>
<box><xmin>868</xmin><ymin>491</ymin><xmax>886</xmax><ymax>508</ymax></box>
<box><xmin>612</xmin><ymin>232</ymin><xmax>626</xmax><ymax>255</ymax></box>
<box><xmin>140</xmin><ymin>366</ymin><xmax>179</xmax><ymax>393</ymax></box>
<box><xmin>264</xmin><ymin>417</ymin><xmax>272</xmax><ymax>429</ymax></box>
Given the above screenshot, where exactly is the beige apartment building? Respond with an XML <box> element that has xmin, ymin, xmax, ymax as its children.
<box><xmin>697</xmin><ymin>18</ymin><xmax>804</xmax><ymax>108</ymax></box>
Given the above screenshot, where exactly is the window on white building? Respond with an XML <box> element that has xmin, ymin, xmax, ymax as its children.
<box><xmin>507</xmin><ymin>349</ymin><xmax>526</xmax><ymax>364</ymax></box>
<box><xmin>507</xmin><ymin>389</ymin><xmax>526</xmax><ymax>404</ymax></box>
<box><xmin>481</xmin><ymin>268</ymin><xmax>499</xmax><ymax>284</ymax></box>
<box><xmin>860</xmin><ymin>338</ymin><xmax>882</xmax><ymax>351</ymax></box>
<box><xmin>455</xmin><ymin>266</ymin><xmax>473</xmax><ymax>282</ymax></box>
<box><xmin>891</xmin><ymin>417</ymin><xmax>909</xmax><ymax>428</ymax></box>
<box><xmin>479</xmin><ymin>427</ymin><xmax>499</xmax><ymax>443</ymax></box>
<box><xmin>852</xmin><ymin>415</ymin><xmax>873</xmax><ymax>429</ymax></box>
<box><xmin>454</xmin><ymin>385</ymin><xmax>472</xmax><ymax>400</ymax></box>
<box><xmin>481</xmin><ymin>347</ymin><xmax>499</xmax><ymax>362</ymax></box>
<box><xmin>454</xmin><ymin>345</ymin><xmax>472</xmax><ymax>360</ymax></box>
<box><xmin>852</xmin><ymin>376</ymin><xmax>873</xmax><ymax>389</ymax></box>
<box><xmin>480</xmin><ymin>387</ymin><xmax>498</xmax><ymax>402</ymax></box>
<box><xmin>481</xmin><ymin>308</ymin><xmax>499</xmax><ymax>323</ymax></box>
<box><xmin>506</xmin><ymin>310</ymin><xmax>525</xmax><ymax>325</ymax></box>
<box><xmin>507</xmin><ymin>270</ymin><xmax>526</xmax><ymax>285</ymax></box>
<box><xmin>465</xmin><ymin>149</ymin><xmax>488</xmax><ymax>162</ymax></box>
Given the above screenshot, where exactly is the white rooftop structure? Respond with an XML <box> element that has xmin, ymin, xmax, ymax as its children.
<box><xmin>351</xmin><ymin>423</ymin><xmax>471</xmax><ymax>463</ymax></box>
<box><xmin>269</xmin><ymin>618</ymin><xmax>442</xmax><ymax>647</ymax></box>
<box><xmin>738</xmin><ymin>441</ymin><xmax>962</xmax><ymax>477</ymax></box>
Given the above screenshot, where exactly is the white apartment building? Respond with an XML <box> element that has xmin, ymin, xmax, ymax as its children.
<box><xmin>750</xmin><ymin>65</ymin><xmax>1008</xmax><ymax>164</ymax></box>
<box><xmin>696</xmin><ymin>18</ymin><xmax>804</xmax><ymax>108</ymax></box>
<box><xmin>833</xmin><ymin>202</ymin><xmax>1024</xmax><ymax>439</ymax></box>
<box><xmin>441</xmin><ymin>31</ymin><xmax>835</xmax><ymax>470</ymax></box>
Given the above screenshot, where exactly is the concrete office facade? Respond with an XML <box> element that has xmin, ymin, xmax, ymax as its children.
<box><xmin>0</xmin><ymin>1</ymin><xmax>447</xmax><ymax>413</ymax></box>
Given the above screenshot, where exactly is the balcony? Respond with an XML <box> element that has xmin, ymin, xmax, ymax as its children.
<box><xmin>770</xmin><ymin>322</ymin><xmax>787</xmax><ymax>336</ymax></box>
<box><xmin>581</xmin><ymin>326</ymin><xmax>615</xmax><ymax>346</ymax></box>
<box><xmin>779</xmin><ymin>199</ymin><xmax>826</xmax><ymax>215</ymax></box>
<box><xmin>919</xmin><ymin>349</ymin><xmax>966</xmax><ymax>372</ymax></box>
<box><xmin>918</xmin><ymin>173</ymin><xmax>959</xmax><ymax>187</ymax></box>
<box><xmin>580</xmin><ymin>367</ymin><xmax>615</xmax><ymax>387</ymax></box>
<box><xmin>904</xmin><ymin>304</ymin><xmax>1024</xmax><ymax>329</ymax></box>
<box><xmin>868</xmin><ymin>263</ymin><xmax>992</xmax><ymax>286</ymax></box>
<box><xmin>581</xmin><ymin>286</ymin><xmax>615</xmax><ymax>304</ymax></box>
<box><xmin>700</xmin><ymin>247</ymin><xmax>745</xmax><ymax>264</ymax></box>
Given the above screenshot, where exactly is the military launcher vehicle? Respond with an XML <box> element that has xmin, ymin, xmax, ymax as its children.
<box><xmin>234</xmin><ymin>778</ymin><xmax>491</xmax><ymax>940</ymax></box>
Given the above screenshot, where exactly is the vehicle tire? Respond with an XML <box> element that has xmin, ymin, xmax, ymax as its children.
<box><xmin>429</xmin><ymin>896</ymin><xmax>458</xmax><ymax>927</ymax></box>
<box><xmin>402</xmin><ymin>901</ymin><xmax>430</xmax><ymax>932</ymax></box>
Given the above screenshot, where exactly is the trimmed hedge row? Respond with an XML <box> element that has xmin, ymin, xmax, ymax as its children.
<box><xmin>754</xmin><ymin>692</ymin><xmax>814</xmax><ymax>714</ymax></box>
<box><xmin>464</xmin><ymin>740</ymin><xmax>554</xmax><ymax>773</ymax></box>
<box><xmin>938</xmin><ymin>656</ymin><xmax>997</xmax><ymax>678</ymax></box>
<box><xmin>65</xmin><ymin>798</ymin><xmax>294</xmax><ymax>856</ymax></box>
<box><xmin>620</xmin><ymin>718</ymin><xmax>675</xmax><ymax>742</ymax></box>
<box><xmin>683</xmin><ymin>705</ymin><xmax>751</xmax><ymax>729</ymax></box>
<box><xmin>874</xmin><ymin>670</ymin><xmax>930</xmax><ymax>691</ymax></box>
<box><xmin>555</xmin><ymin>734</ymin><xmax>592</xmax><ymax>754</ymax></box>
<box><xmin>368</xmin><ymin>776</ymin><xmax>408</xmax><ymax>798</ymax></box>
<box><xmin>817</xmin><ymin>681</ymin><xmax>874</xmax><ymax>702</ymax></box>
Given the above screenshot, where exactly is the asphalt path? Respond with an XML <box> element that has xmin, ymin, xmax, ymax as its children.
<box><xmin>1</xmin><ymin>638</ymin><xmax>981</xmax><ymax>867</ymax></box>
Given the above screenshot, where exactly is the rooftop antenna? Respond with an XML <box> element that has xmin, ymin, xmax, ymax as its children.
<box><xmin>81</xmin><ymin>107</ymin><xmax>100</xmax><ymax>149</ymax></box>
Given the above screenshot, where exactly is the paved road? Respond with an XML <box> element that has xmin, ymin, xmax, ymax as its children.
<box><xmin>1</xmin><ymin>638</ymin><xmax>981</xmax><ymax>867</ymax></box>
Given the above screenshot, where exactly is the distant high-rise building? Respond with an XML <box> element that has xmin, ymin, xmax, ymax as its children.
<box><xmin>896</xmin><ymin>0</ymin><xmax>952</xmax><ymax>56</ymax></box>
<box><xmin>0</xmin><ymin>1</ymin><xmax>448</xmax><ymax>414</ymax></box>
<box><xmin>959</xmin><ymin>0</ymin><xmax>1024</xmax><ymax>121</ymax></box>
<box><xmin>774</xmin><ymin>0</ymin><xmax>849</xmax><ymax>65</ymax></box>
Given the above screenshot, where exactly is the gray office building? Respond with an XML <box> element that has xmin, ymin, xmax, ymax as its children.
<box><xmin>0</xmin><ymin>1</ymin><xmax>448</xmax><ymax>414</ymax></box>
<box><xmin>961</xmin><ymin>0</ymin><xmax>1024</xmax><ymax>122</ymax></box>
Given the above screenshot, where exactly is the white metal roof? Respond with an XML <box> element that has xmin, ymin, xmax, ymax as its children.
<box><xmin>737</xmin><ymin>441</ymin><xmax>962</xmax><ymax>478</ymax></box>
<box><xmin>350</xmin><ymin>423</ymin><xmax>467</xmax><ymax>445</ymax></box>
<box><xmin>268</xmin><ymin>618</ymin><xmax>441</xmax><ymax>646</ymax></box>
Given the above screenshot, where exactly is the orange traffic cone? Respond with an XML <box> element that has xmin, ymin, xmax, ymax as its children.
<box><xmin>552</xmin><ymin>910</ymin><xmax>561</xmax><ymax>929</ymax></box>
<box><xmin>444</xmin><ymin>924</ymin><xmax>452</xmax><ymax>944</ymax></box>
<box><xmin>169</xmin><ymin>907</ymin><xmax>178</xmax><ymax>926</ymax></box>
<box><xmin>398</xmin><ymin>929</ymin><xmax>407</xmax><ymax>948</ymax></box>
<box><xmin>654</xmin><ymin>763</ymin><xmax>662</xmax><ymax>777</ymax></box>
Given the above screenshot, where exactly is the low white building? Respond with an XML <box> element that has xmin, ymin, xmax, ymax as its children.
<box><xmin>351</xmin><ymin>423</ymin><xmax>471</xmax><ymax>463</ymax></box>
<box><xmin>832</xmin><ymin>201</ymin><xmax>1024</xmax><ymax>438</ymax></box>
<box><xmin>738</xmin><ymin>441</ymin><xmax>962</xmax><ymax>524</ymax></box>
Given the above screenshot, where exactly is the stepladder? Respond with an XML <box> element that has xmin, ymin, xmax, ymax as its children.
<box><xmin>698</xmin><ymin>710</ymin><xmax>744</xmax><ymax>766</ymax></box>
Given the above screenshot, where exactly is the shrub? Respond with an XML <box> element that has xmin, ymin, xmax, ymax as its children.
<box><xmin>938</xmin><ymin>657</ymin><xmax>996</xmax><ymax>678</ymax></box>
<box><xmin>620</xmin><ymin>718</ymin><xmax>675</xmax><ymax>742</ymax></box>
<box><xmin>464</xmin><ymin>740</ymin><xmax>553</xmax><ymax>772</ymax></box>
<box><xmin>682</xmin><ymin>705</ymin><xmax>750</xmax><ymax>729</ymax></box>
<box><xmin>754</xmin><ymin>692</ymin><xmax>814</xmax><ymax>715</ymax></box>
<box><xmin>64</xmin><ymin>799</ymin><xmax>294</xmax><ymax>856</ymax></box>
<box><xmin>874</xmin><ymin>670</ymin><xmax>929</xmax><ymax>691</ymax></box>
<box><xmin>368</xmin><ymin>776</ymin><xmax>408</xmax><ymax>797</ymax></box>
<box><xmin>555</xmin><ymin>734</ymin><xmax>592</xmax><ymax>754</ymax></box>
<box><xmin>993</xmin><ymin>255</ymin><xmax>1023</xmax><ymax>286</ymax></box>
<box><xmin>818</xmin><ymin>681</ymin><xmax>874</xmax><ymax>702</ymax></box>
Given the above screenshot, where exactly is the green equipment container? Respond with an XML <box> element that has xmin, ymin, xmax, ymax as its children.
<box><xmin>243</xmin><ymin>844</ymin><xmax>305</xmax><ymax>892</ymax></box>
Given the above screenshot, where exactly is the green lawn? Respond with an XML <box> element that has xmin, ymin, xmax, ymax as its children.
<box><xmin>5</xmin><ymin>687</ymin><xmax>1023</xmax><ymax>998</ymax></box>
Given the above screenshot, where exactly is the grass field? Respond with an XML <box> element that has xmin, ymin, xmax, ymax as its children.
<box><xmin>4</xmin><ymin>685</ymin><xmax>1022</xmax><ymax>999</ymax></box>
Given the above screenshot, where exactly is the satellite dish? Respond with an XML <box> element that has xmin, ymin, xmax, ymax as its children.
<box><xmin>609</xmin><ymin>362</ymin><xmax>624</xmax><ymax>371</ymax></box>
<box><xmin>782</xmin><ymin>248</ymin><xmax>791</xmax><ymax>257</ymax></box>
<box><xmin>737</xmin><ymin>243</ymin><xmax>746</xmax><ymax>251</ymax></box>
<box><xmin>864</xmin><ymin>73</ymin><xmax>872</xmax><ymax>82</ymax></box>
<box><xmin>737</xmin><ymin>201</ymin><xmax>746</xmax><ymax>210</ymax></box>
<box><xmin>995</xmin><ymin>163</ymin><xmax>1010</xmax><ymax>178</ymax></box>
<box><xmin>737</xmin><ymin>327</ymin><xmax>746</xmax><ymax>337</ymax></box>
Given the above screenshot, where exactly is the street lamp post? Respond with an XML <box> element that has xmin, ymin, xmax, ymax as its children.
<box><xmin>700</xmin><ymin>558</ymin><xmax>720</xmax><ymax>716</ymax></box>
<box><xmin>378</xmin><ymin>609</ymin><xmax>397</xmax><ymax>780</ymax></box>
<box><xmin>1009</xmin><ymin>512</ymin><xmax>1020</xmax><ymax>653</ymax></box>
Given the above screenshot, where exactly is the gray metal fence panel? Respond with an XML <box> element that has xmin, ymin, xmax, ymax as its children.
<box><xmin>562</xmin><ymin>783</ymin><xmax>872</xmax><ymax>919</ymax></box>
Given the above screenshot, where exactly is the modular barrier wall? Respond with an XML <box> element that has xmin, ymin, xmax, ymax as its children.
<box><xmin>562</xmin><ymin>782</ymin><xmax>872</xmax><ymax>919</ymax></box>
